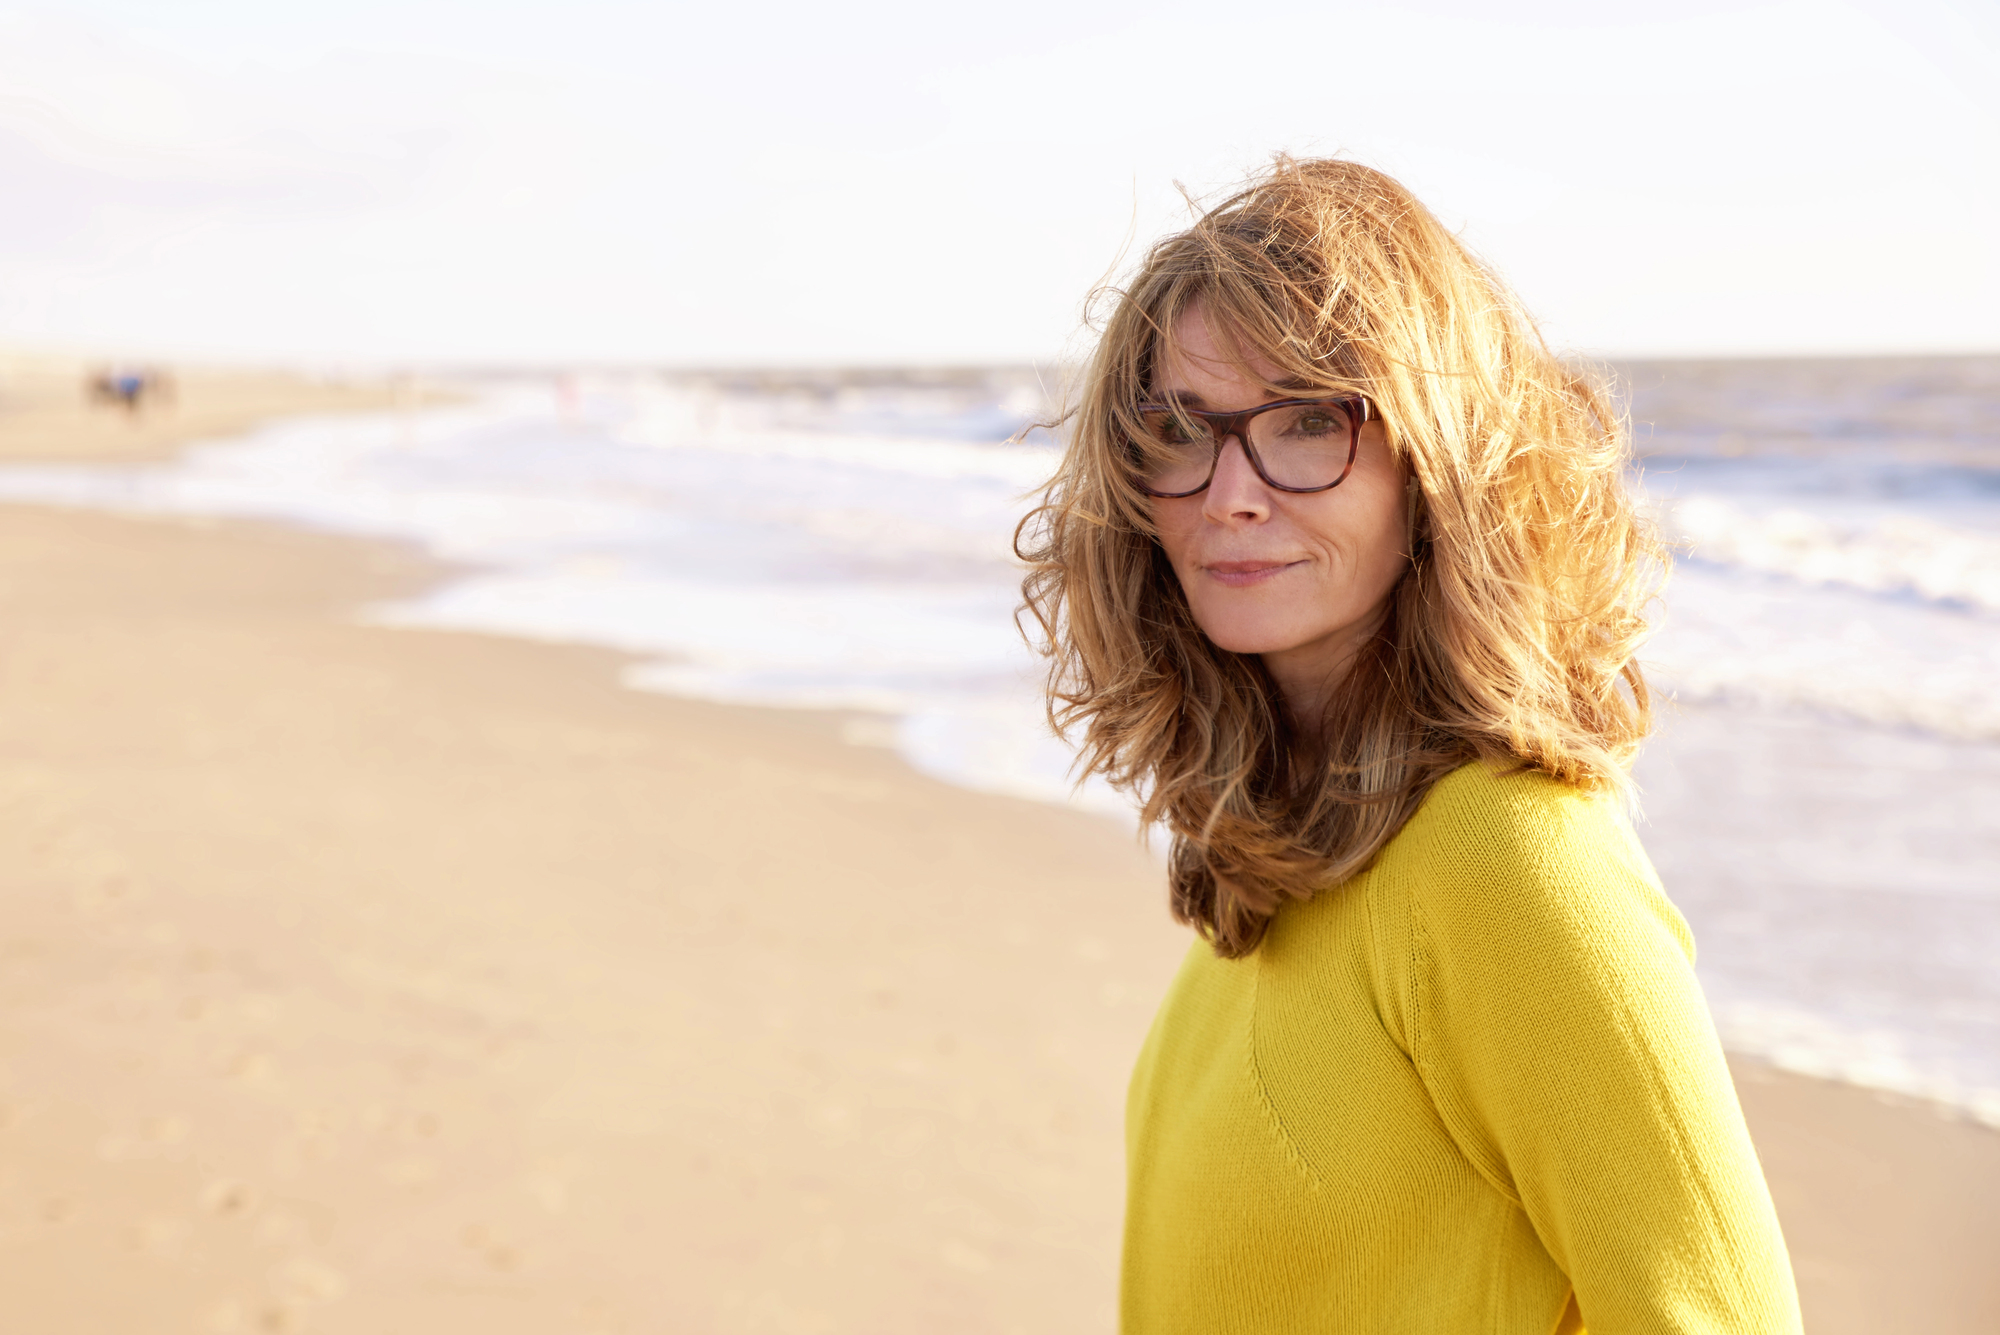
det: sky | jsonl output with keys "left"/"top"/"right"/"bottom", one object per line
{"left": 0, "top": 0, "right": 1995, "bottom": 366}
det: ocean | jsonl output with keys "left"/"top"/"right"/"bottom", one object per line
{"left": 1622, "top": 356, "right": 2000, "bottom": 1123}
{"left": 2, "top": 355, "right": 1995, "bottom": 1121}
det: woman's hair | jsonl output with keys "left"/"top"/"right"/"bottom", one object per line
{"left": 1017, "top": 156, "right": 1662, "bottom": 958}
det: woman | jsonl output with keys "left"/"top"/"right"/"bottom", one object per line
{"left": 1019, "top": 159, "right": 1801, "bottom": 1333}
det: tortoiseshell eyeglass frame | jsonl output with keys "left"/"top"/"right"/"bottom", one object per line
{"left": 1132, "top": 395, "right": 1373, "bottom": 498}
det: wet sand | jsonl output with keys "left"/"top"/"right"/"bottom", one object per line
{"left": 1732, "top": 1060, "right": 2000, "bottom": 1332}
{"left": 0, "top": 383, "right": 1995, "bottom": 1332}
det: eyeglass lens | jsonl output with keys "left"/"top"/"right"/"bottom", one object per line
{"left": 1137, "top": 401, "right": 1357, "bottom": 495}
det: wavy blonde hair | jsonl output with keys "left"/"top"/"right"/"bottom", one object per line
{"left": 1017, "top": 157, "right": 1662, "bottom": 957}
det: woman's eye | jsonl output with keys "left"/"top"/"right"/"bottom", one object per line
{"left": 1296, "top": 413, "right": 1337, "bottom": 434}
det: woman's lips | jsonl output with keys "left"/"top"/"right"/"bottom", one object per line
{"left": 1203, "top": 559, "right": 1303, "bottom": 588}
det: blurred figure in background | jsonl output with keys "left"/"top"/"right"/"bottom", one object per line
{"left": 85, "top": 365, "right": 174, "bottom": 414}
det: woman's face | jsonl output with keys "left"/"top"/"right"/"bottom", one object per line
{"left": 1149, "top": 306, "right": 1410, "bottom": 716}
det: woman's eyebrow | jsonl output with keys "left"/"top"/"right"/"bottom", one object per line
{"left": 1154, "top": 385, "right": 1324, "bottom": 408}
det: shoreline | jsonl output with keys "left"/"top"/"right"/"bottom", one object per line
{"left": 0, "top": 378, "right": 1995, "bottom": 1330}
{"left": 8, "top": 374, "right": 1991, "bottom": 1130}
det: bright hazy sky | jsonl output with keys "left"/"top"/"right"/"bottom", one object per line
{"left": 1, "top": 0, "right": 1995, "bottom": 365}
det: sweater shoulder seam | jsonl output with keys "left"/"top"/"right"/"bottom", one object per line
{"left": 1245, "top": 949, "right": 1330, "bottom": 1194}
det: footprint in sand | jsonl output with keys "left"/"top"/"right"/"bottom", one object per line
{"left": 205, "top": 1297, "right": 302, "bottom": 1334}
{"left": 200, "top": 1178, "right": 258, "bottom": 1219}
{"left": 203, "top": 1257, "right": 346, "bottom": 1332}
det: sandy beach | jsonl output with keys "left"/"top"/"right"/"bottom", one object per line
{"left": 0, "top": 353, "right": 417, "bottom": 464}
{"left": 0, "top": 379, "right": 1996, "bottom": 1333}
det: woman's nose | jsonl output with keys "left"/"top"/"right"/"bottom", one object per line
{"left": 1202, "top": 435, "right": 1271, "bottom": 521}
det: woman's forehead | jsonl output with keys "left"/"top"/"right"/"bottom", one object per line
{"left": 1153, "top": 306, "right": 1291, "bottom": 394}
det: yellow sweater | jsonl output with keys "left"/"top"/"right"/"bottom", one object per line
{"left": 1122, "top": 763, "right": 1801, "bottom": 1334}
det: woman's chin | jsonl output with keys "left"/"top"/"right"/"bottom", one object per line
{"left": 1195, "top": 621, "right": 1313, "bottom": 658}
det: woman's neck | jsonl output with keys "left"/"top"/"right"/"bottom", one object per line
{"left": 1261, "top": 604, "right": 1390, "bottom": 735}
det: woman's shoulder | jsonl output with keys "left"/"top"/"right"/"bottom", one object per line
{"left": 1366, "top": 760, "right": 1689, "bottom": 964}
{"left": 1406, "top": 758, "right": 1621, "bottom": 848}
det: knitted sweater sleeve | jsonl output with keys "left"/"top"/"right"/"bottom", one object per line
{"left": 1395, "top": 769, "right": 1802, "bottom": 1335}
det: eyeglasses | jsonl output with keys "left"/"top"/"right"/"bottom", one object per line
{"left": 1131, "top": 396, "right": 1371, "bottom": 498}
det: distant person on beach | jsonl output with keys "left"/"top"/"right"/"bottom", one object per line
{"left": 1020, "top": 158, "right": 1802, "bottom": 1332}
{"left": 86, "top": 365, "right": 170, "bottom": 413}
